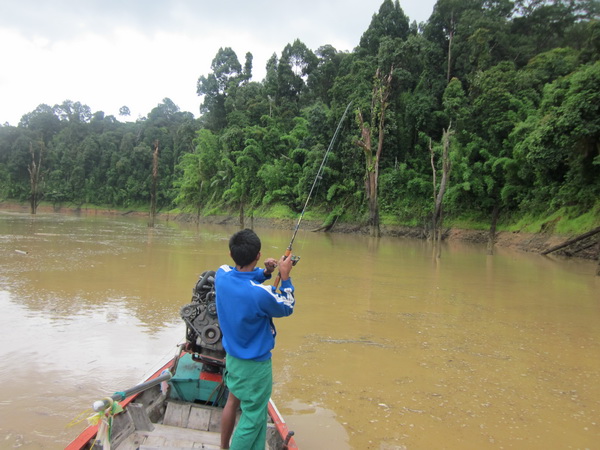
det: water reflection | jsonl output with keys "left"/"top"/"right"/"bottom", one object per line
{"left": 0, "top": 211, "right": 598, "bottom": 449}
{"left": 282, "top": 400, "right": 350, "bottom": 449}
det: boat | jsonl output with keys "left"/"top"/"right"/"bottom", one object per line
{"left": 66, "top": 270, "right": 298, "bottom": 449}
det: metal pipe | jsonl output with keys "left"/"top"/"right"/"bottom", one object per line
{"left": 92, "top": 369, "right": 172, "bottom": 412}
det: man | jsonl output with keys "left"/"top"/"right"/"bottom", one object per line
{"left": 215, "top": 228, "right": 295, "bottom": 450}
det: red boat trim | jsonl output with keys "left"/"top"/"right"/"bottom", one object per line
{"left": 65, "top": 358, "right": 176, "bottom": 450}
{"left": 268, "top": 399, "right": 299, "bottom": 449}
{"left": 199, "top": 371, "right": 222, "bottom": 382}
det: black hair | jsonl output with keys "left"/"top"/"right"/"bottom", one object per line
{"left": 229, "top": 228, "right": 261, "bottom": 267}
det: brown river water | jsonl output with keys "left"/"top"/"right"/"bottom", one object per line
{"left": 0, "top": 211, "right": 598, "bottom": 449}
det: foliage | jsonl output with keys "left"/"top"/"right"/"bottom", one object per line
{"left": 0, "top": 0, "right": 598, "bottom": 233}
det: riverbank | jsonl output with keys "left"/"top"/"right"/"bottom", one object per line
{"left": 1, "top": 202, "right": 598, "bottom": 260}
{"left": 188, "top": 213, "right": 598, "bottom": 260}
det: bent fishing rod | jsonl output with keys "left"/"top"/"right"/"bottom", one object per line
{"left": 274, "top": 101, "right": 353, "bottom": 287}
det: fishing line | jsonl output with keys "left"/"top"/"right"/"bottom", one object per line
{"left": 296, "top": 150, "right": 331, "bottom": 253}
{"left": 274, "top": 101, "right": 353, "bottom": 286}
{"left": 288, "top": 101, "right": 353, "bottom": 249}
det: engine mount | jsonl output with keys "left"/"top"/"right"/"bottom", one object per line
{"left": 180, "top": 270, "right": 225, "bottom": 371}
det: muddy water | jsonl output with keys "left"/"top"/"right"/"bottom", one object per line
{"left": 0, "top": 211, "right": 598, "bottom": 449}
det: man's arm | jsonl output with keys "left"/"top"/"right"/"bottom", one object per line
{"left": 276, "top": 253, "right": 293, "bottom": 281}
{"left": 262, "top": 258, "right": 278, "bottom": 279}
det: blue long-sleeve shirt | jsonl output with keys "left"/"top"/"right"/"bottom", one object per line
{"left": 215, "top": 265, "right": 295, "bottom": 361}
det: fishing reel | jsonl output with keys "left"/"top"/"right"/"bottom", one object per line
{"left": 290, "top": 255, "right": 300, "bottom": 266}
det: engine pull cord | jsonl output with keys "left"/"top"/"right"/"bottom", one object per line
{"left": 274, "top": 101, "right": 353, "bottom": 287}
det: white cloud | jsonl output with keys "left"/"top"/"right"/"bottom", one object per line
{"left": 0, "top": 0, "right": 437, "bottom": 125}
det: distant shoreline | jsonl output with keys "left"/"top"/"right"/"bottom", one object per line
{"left": 1, "top": 202, "right": 596, "bottom": 261}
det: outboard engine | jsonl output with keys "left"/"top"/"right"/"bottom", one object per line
{"left": 180, "top": 270, "right": 225, "bottom": 372}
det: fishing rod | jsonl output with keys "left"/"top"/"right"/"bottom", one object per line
{"left": 274, "top": 101, "right": 353, "bottom": 287}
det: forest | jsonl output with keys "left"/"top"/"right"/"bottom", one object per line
{"left": 0, "top": 0, "right": 598, "bottom": 238}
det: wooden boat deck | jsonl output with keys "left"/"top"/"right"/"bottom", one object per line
{"left": 120, "top": 423, "right": 221, "bottom": 449}
{"left": 115, "top": 399, "right": 280, "bottom": 450}
{"left": 115, "top": 400, "right": 223, "bottom": 449}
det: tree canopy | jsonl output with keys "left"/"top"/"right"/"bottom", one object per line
{"left": 1, "top": 0, "right": 598, "bottom": 230}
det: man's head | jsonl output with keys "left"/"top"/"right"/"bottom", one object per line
{"left": 229, "top": 228, "right": 261, "bottom": 268}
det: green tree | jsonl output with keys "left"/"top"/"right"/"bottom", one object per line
{"left": 223, "top": 137, "right": 264, "bottom": 226}
{"left": 425, "top": 0, "right": 513, "bottom": 84}
{"left": 174, "top": 129, "right": 220, "bottom": 212}
{"left": 358, "top": 0, "right": 410, "bottom": 57}
{"left": 511, "top": 0, "right": 591, "bottom": 62}
{"left": 197, "top": 48, "right": 245, "bottom": 130}
{"left": 450, "top": 62, "right": 528, "bottom": 225}
{"left": 513, "top": 61, "right": 600, "bottom": 211}
{"left": 306, "top": 45, "right": 347, "bottom": 105}
{"left": 258, "top": 116, "right": 309, "bottom": 207}
{"left": 119, "top": 106, "right": 131, "bottom": 118}
{"left": 18, "top": 104, "right": 62, "bottom": 145}
{"left": 277, "top": 39, "right": 319, "bottom": 112}
{"left": 56, "top": 100, "right": 92, "bottom": 123}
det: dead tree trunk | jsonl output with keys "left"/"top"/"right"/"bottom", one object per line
{"left": 28, "top": 142, "right": 44, "bottom": 214}
{"left": 541, "top": 227, "right": 600, "bottom": 255}
{"left": 447, "top": 13, "right": 455, "bottom": 82}
{"left": 239, "top": 201, "right": 245, "bottom": 229}
{"left": 149, "top": 140, "right": 159, "bottom": 227}
{"left": 596, "top": 240, "right": 600, "bottom": 277}
{"left": 356, "top": 67, "right": 393, "bottom": 238}
{"left": 429, "top": 138, "right": 437, "bottom": 242}
{"left": 487, "top": 204, "right": 500, "bottom": 255}
{"left": 430, "top": 125, "right": 453, "bottom": 257}
{"left": 435, "top": 125, "right": 452, "bottom": 223}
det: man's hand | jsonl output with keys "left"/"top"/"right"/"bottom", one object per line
{"left": 277, "top": 253, "right": 294, "bottom": 281}
{"left": 264, "top": 258, "right": 278, "bottom": 275}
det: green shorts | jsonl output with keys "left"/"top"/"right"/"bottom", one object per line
{"left": 224, "top": 355, "right": 273, "bottom": 450}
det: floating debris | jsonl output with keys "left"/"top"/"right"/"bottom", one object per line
{"left": 320, "top": 338, "right": 387, "bottom": 347}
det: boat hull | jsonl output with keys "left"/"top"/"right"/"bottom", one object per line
{"left": 66, "top": 352, "right": 297, "bottom": 449}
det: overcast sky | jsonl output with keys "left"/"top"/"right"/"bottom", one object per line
{"left": 0, "top": 0, "right": 437, "bottom": 125}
